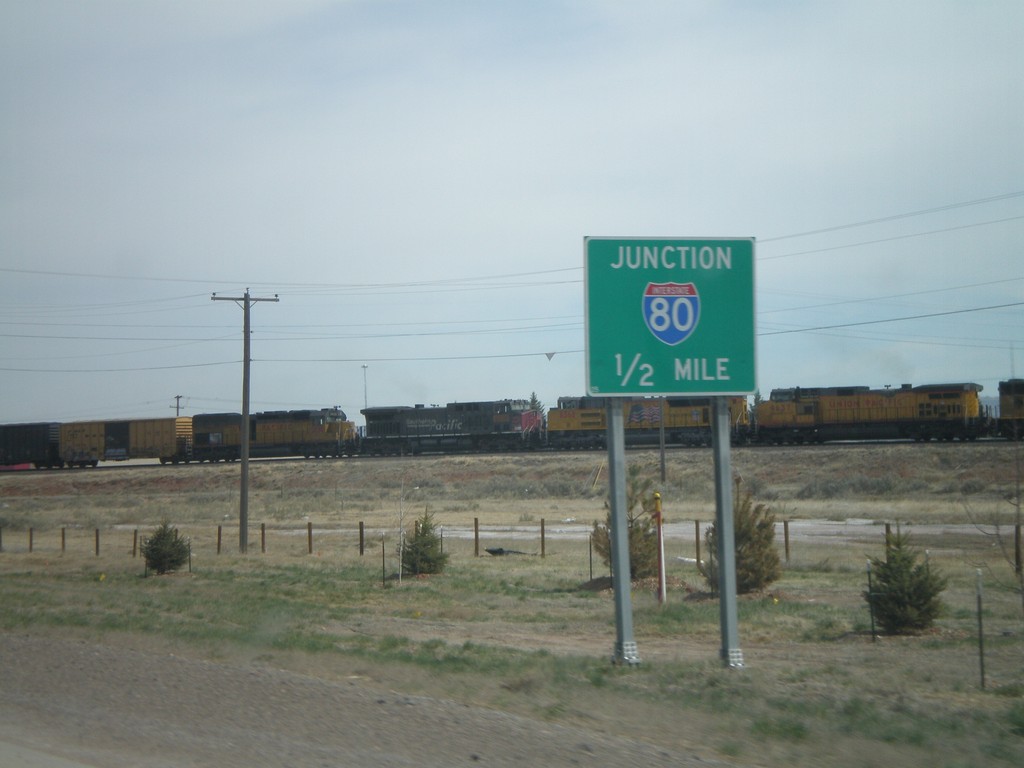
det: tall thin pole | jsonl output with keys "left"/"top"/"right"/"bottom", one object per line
{"left": 212, "top": 289, "right": 279, "bottom": 553}
{"left": 712, "top": 396, "right": 743, "bottom": 667}
{"left": 240, "top": 294, "right": 251, "bottom": 552}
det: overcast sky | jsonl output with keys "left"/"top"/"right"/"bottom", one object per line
{"left": 2, "top": 1, "right": 1022, "bottom": 425}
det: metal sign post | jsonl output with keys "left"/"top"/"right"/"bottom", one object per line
{"left": 607, "top": 401, "right": 640, "bottom": 665}
{"left": 654, "top": 491, "right": 666, "bottom": 606}
{"left": 712, "top": 397, "right": 743, "bottom": 667}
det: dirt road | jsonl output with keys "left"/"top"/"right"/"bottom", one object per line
{"left": 0, "top": 633, "right": 727, "bottom": 768}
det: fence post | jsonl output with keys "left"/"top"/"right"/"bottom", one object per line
{"left": 359, "top": 521, "right": 365, "bottom": 556}
{"left": 61, "top": 527, "right": 66, "bottom": 555}
{"left": 307, "top": 521, "right": 313, "bottom": 555}
{"left": 261, "top": 523, "right": 266, "bottom": 554}
{"left": 694, "top": 520, "right": 701, "bottom": 566}
{"left": 133, "top": 529, "right": 138, "bottom": 558}
{"left": 95, "top": 528, "right": 100, "bottom": 557}
{"left": 474, "top": 517, "right": 480, "bottom": 557}
{"left": 784, "top": 520, "right": 790, "bottom": 563}
{"left": 1015, "top": 524, "right": 1021, "bottom": 576}
{"left": 540, "top": 518, "right": 546, "bottom": 558}
{"left": 976, "top": 569, "right": 986, "bottom": 689}
{"left": 217, "top": 525, "right": 222, "bottom": 555}
{"left": 866, "top": 559, "right": 877, "bottom": 642}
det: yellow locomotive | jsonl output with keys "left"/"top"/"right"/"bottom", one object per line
{"left": 547, "top": 395, "right": 749, "bottom": 449}
{"left": 998, "top": 379, "right": 1024, "bottom": 440}
{"left": 754, "top": 383, "right": 987, "bottom": 443}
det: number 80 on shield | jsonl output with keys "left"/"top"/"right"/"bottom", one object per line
{"left": 642, "top": 282, "right": 701, "bottom": 347}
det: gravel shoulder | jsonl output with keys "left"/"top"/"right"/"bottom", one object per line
{"left": 0, "top": 633, "right": 726, "bottom": 768}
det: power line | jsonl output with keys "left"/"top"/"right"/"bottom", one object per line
{"left": 759, "top": 301, "right": 1024, "bottom": 336}
{"left": 3, "top": 294, "right": 1018, "bottom": 372}
{"left": 759, "top": 215, "right": 1024, "bottom": 262}
{"left": 758, "top": 190, "right": 1024, "bottom": 242}
{"left": 2, "top": 190, "right": 1021, "bottom": 289}
{"left": 263, "top": 350, "right": 583, "bottom": 363}
{"left": 760, "top": 277, "right": 1024, "bottom": 315}
{"left": 0, "top": 361, "right": 237, "bottom": 373}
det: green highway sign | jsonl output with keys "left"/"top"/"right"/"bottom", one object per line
{"left": 585, "top": 237, "right": 756, "bottom": 396}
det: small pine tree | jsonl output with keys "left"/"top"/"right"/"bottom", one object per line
{"left": 401, "top": 510, "right": 448, "bottom": 576}
{"left": 592, "top": 464, "right": 660, "bottom": 580}
{"left": 699, "top": 480, "right": 781, "bottom": 594}
{"left": 865, "top": 528, "right": 947, "bottom": 634}
{"left": 141, "top": 522, "right": 190, "bottom": 575}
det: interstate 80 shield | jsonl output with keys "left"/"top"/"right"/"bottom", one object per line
{"left": 642, "top": 282, "right": 699, "bottom": 346}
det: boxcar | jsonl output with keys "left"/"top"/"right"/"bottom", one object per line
{"left": 0, "top": 422, "right": 62, "bottom": 468}
{"left": 60, "top": 421, "right": 105, "bottom": 467}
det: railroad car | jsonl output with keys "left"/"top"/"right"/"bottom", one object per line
{"left": 251, "top": 408, "right": 357, "bottom": 458}
{"left": 546, "top": 396, "right": 749, "bottom": 449}
{"left": 754, "top": 382, "right": 988, "bottom": 443}
{"left": 361, "top": 399, "right": 543, "bottom": 455}
{"left": 998, "top": 379, "right": 1024, "bottom": 440}
{"left": 58, "top": 417, "right": 194, "bottom": 466}
{"left": 192, "top": 408, "right": 355, "bottom": 461}
{"left": 60, "top": 421, "right": 105, "bottom": 467}
{"left": 0, "top": 422, "right": 62, "bottom": 468}
{"left": 190, "top": 413, "right": 243, "bottom": 462}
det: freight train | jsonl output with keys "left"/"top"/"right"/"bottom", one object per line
{"left": 0, "top": 408, "right": 357, "bottom": 468}
{"left": 1, "top": 380, "right": 1022, "bottom": 469}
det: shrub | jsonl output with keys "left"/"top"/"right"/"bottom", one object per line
{"left": 699, "top": 480, "right": 781, "bottom": 594}
{"left": 141, "top": 522, "right": 190, "bottom": 575}
{"left": 401, "top": 510, "right": 449, "bottom": 576}
{"left": 864, "top": 528, "right": 947, "bottom": 634}
{"left": 592, "top": 464, "right": 659, "bottom": 580}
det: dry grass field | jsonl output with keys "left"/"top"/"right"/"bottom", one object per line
{"left": 1, "top": 442, "right": 1023, "bottom": 767}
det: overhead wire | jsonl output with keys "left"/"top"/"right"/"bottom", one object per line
{"left": 0, "top": 191, "right": 1020, "bottom": 373}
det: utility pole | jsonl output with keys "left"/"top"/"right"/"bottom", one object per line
{"left": 171, "top": 395, "right": 183, "bottom": 416}
{"left": 211, "top": 289, "right": 279, "bottom": 553}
